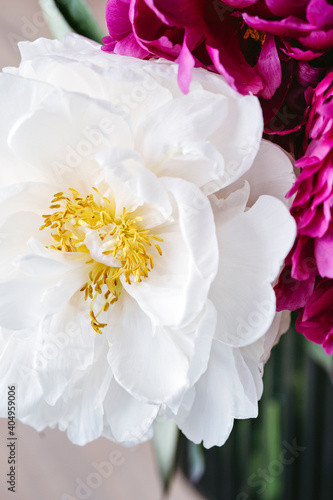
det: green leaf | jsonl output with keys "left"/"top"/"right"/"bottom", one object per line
{"left": 187, "top": 442, "right": 205, "bottom": 483}
{"left": 39, "top": 0, "right": 74, "bottom": 40}
{"left": 153, "top": 419, "right": 179, "bottom": 492}
{"left": 54, "top": 0, "right": 105, "bottom": 43}
{"left": 264, "top": 400, "right": 282, "bottom": 500}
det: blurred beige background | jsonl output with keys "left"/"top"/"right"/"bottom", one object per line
{"left": 0, "top": 1, "right": 205, "bottom": 499}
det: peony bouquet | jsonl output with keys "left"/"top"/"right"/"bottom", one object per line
{"left": 0, "top": 0, "right": 332, "bottom": 497}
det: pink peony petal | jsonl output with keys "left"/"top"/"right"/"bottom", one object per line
{"left": 306, "top": 0, "right": 333, "bottom": 29}
{"left": 315, "top": 225, "right": 333, "bottom": 278}
{"left": 175, "top": 34, "right": 196, "bottom": 94}
{"left": 243, "top": 13, "right": 313, "bottom": 37}
{"left": 255, "top": 34, "right": 282, "bottom": 99}
{"left": 266, "top": 0, "right": 308, "bottom": 18}
{"left": 106, "top": 0, "right": 132, "bottom": 38}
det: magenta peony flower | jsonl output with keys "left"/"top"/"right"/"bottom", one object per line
{"left": 296, "top": 278, "right": 333, "bottom": 355}
{"left": 275, "top": 71, "right": 333, "bottom": 353}
{"left": 102, "top": 0, "right": 333, "bottom": 132}
{"left": 288, "top": 71, "right": 333, "bottom": 282}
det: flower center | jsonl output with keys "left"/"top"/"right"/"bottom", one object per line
{"left": 40, "top": 188, "right": 163, "bottom": 334}
{"left": 243, "top": 27, "right": 266, "bottom": 45}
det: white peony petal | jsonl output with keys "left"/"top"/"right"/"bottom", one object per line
{"left": 64, "top": 337, "right": 113, "bottom": 445}
{"left": 207, "top": 93, "right": 263, "bottom": 190}
{"left": 0, "top": 182, "right": 57, "bottom": 220}
{"left": 41, "top": 266, "right": 87, "bottom": 312}
{"left": 135, "top": 90, "right": 228, "bottom": 185}
{"left": 8, "top": 88, "right": 132, "bottom": 186}
{"left": 107, "top": 294, "right": 192, "bottom": 404}
{"left": 104, "top": 378, "right": 159, "bottom": 443}
{"left": 12, "top": 36, "right": 173, "bottom": 125}
{"left": 14, "top": 254, "right": 77, "bottom": 276}
{"left": 26, "top": 237, "right": 88, "bottom": 267}
{"left": 15, "top": 35, "right": 101, "bottom": 62}
{"left": 13, "top": 46, "right": 110, "bottom": 99}
{"left": 161, "top": 177, "right": 218, "bottom": 279}
{"left": 175, "top": 340, "right": 258, "bottom": 449}
{"left": 0, "top": 264, "right": 87, "bottom": 330}
{"left": 0, "top": 74, "right": 56, "bottom": 185}
{"left": 156, "top": 142, "right": 225, "bottom": 196}
{"left": 122, "top": 177, "right": 218, "bottom": 327}
{"left": 0, "top": 276, "right": 53, "bottom": 330}
{"left": 34, "top": 307, "right": 95, "bottom": 406}
{"left": 107, "top": 294, "right": 216, "bottom": 407}
{"left": 209, "top": 181, "right": 250, "bottom": 226}
{"left": 185, "top": 300, "right": 217, "bottom": 389}
{"left": 0, "top": 328, "right": 45, "bottom": 416}
{"left": 121, "top": 228, "right": 192, "bottom": 326}
{"left": 239, "top": 310, "right": 290, "bottom": 400}
{"left": 218, "top": 139, "right": 296, "bottom": 207}
{"left": 95, "top": 148, "right": 172, "bottom": 220}
{"left": 211, "top": 196, "right": 296, "bottom": 346}
{"left": 0, "top": 212, "right": 46, "bottom": 276}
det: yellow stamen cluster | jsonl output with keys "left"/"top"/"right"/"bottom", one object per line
{"left": 40, "top": 188, "right": 163, "bottom": 334}
{"left": 243, "top": 27, "right": 266, "bottom": 45}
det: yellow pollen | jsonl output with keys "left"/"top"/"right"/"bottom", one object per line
{"left": 40, "top": 188, "right": 163, "bottom": 334}
{"left": 243, "top": 27, "right": 266, "bottom": 45}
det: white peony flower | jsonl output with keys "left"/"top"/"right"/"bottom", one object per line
{"left": 0, "top": 34, "right": 296, "bottom": 447}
